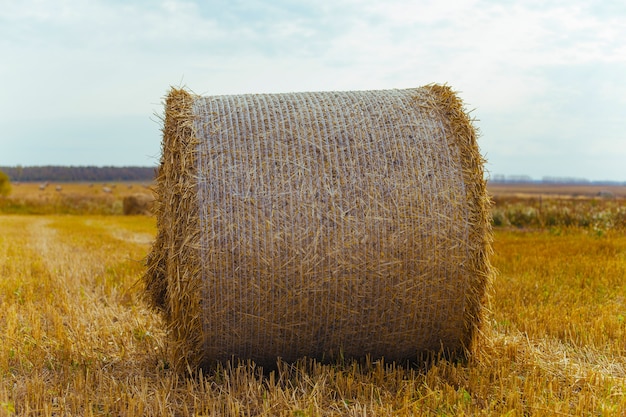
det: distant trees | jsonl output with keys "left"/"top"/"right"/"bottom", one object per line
{"left": 0, "top": 166, "right": 156, "bottom": 183}
{"left": 0, "top": 170, "right": 11, "bottom": 196}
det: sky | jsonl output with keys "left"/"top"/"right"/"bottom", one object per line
{"left": 1, "top": 0, "right": 625, "bottom": 181}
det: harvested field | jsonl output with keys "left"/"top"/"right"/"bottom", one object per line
{"left": 488, "top": 182, "right": 626, "bottom": 200}
{"left": 0, "top": 182, "right": 153, "bottom": 215}
{"left": 1, "top": 213, "right": 624, "bottom": 415}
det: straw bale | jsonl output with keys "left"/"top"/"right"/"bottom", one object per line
{"left": 145, "top": 84, "right": 493, "bottom": 372}
{"left": 123, "top": 193, "right": 154, "bottom": 215}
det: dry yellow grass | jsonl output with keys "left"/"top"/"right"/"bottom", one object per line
{"left": 1, "top": 211, "right": 625, "bottom": 415}
{"left": 2, "top": 182, "right": 153, "bottom": 215}
{"left": 8, "top": 182, "right": 151, "bottom": 198}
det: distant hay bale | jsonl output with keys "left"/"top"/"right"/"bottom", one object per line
{"left": 123, "top": 194, "right": 154, "bottom": 215}
{"left": 145, "top": 85, "right": 493, "bottom": 372}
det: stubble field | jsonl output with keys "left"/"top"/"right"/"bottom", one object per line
{"left": 1, "top": 183, "right": 625, "bottom": 416}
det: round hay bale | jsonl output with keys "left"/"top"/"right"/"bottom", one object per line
{"left": 145, "top": 85, "right": 493, "bottom": 371}
{"left": 123, "top": 193, "right": 154, "bottom": 215}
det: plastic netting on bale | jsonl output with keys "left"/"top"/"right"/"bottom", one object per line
{"left": 145, "top": 84, "right": 493, "bottom": 372}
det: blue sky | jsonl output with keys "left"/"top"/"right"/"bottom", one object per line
{"left": 1, "top": 0, "right": 625, "bottom": 181}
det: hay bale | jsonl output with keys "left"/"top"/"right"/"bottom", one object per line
{"left": 145, "top": 85, "right": 493, "bottom": 371}
{"left": 123, "top": 193, "right": 154, "bottom": 215}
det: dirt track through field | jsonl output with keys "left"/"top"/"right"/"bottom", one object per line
{"left": 1, "top": 216, "right": 166, "bottom": 415}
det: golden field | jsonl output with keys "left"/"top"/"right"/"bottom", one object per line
{"left": 1, "top": 182, "right": 152, "bottom": 215}
{"left": 1, "top": 183, "right": 625, "bottom": 416}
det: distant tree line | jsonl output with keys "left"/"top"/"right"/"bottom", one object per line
{"left": 490, "top": 174, "right": 625, "bottom": 186}
{"left": 0, "top": 166, "right": 156, "bottom": 183}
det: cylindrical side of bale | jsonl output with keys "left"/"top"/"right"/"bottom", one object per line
{"left": 145, "top": 85, "right": 493, "bottom": 371}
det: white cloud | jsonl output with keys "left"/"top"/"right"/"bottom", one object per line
{"left": 0, "top": 0, "right": 625, "bottom": 179}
